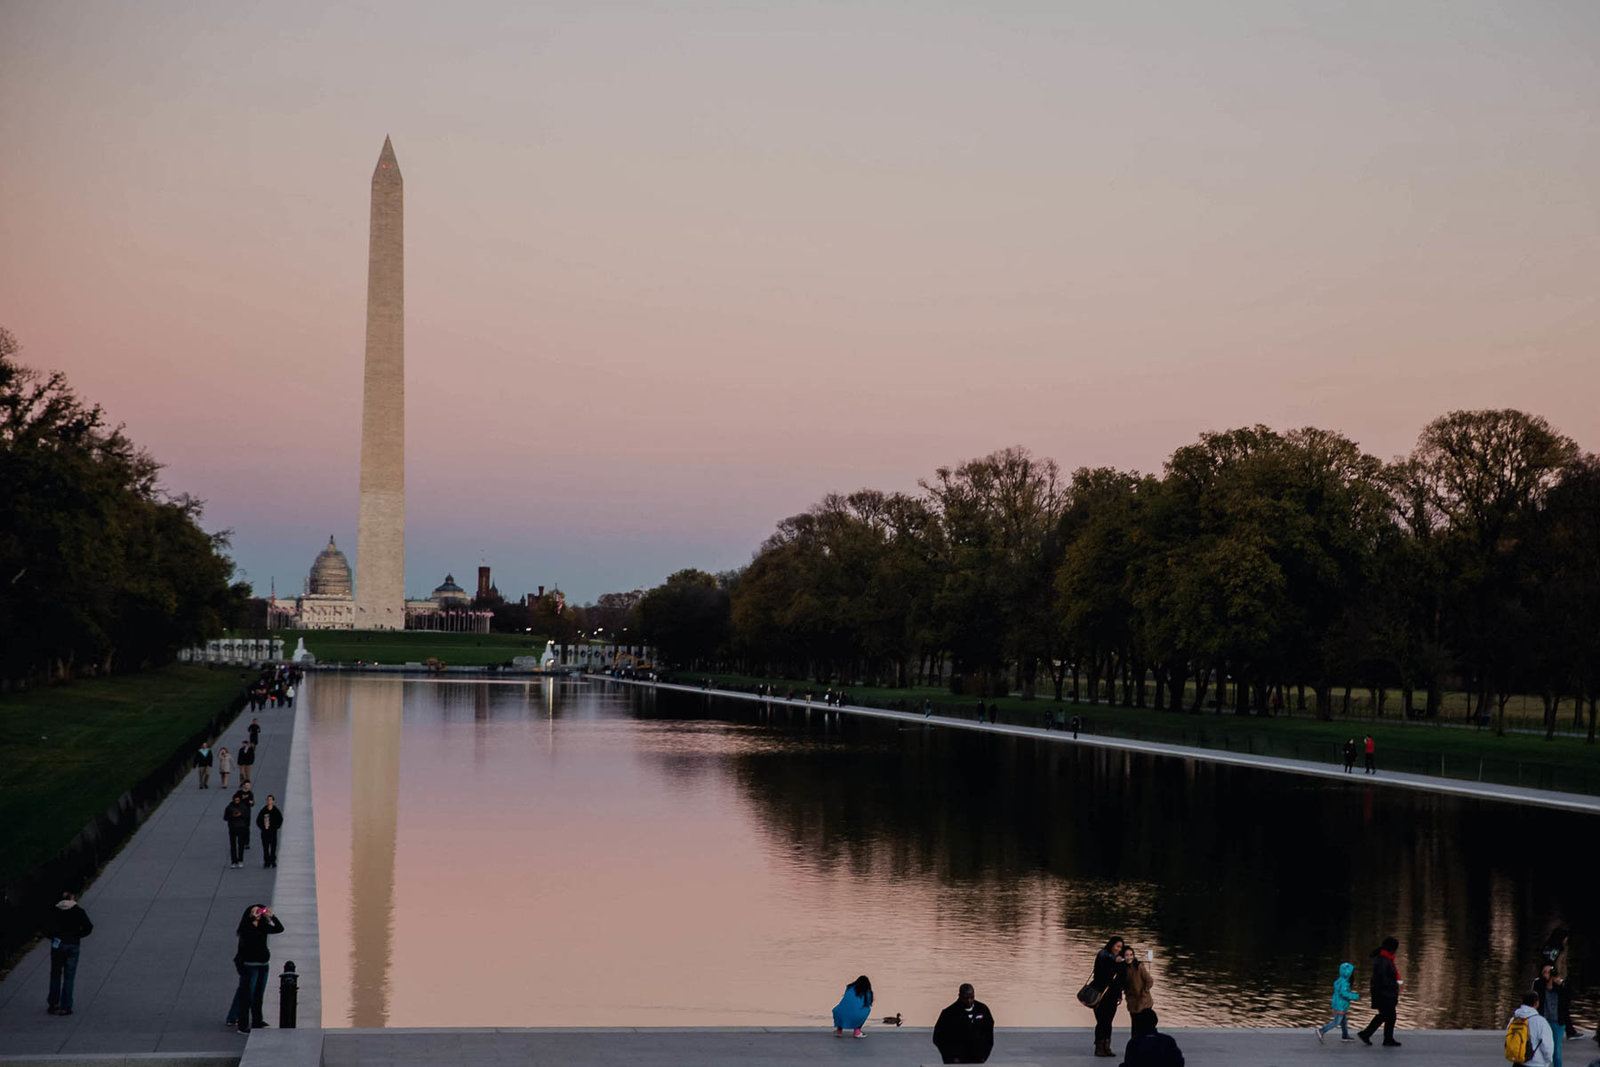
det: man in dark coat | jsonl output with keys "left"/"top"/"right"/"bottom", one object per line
{"left": 1357, "top": 936, "right": 1402, "bottom": 1046}
{"left": 236, "top": 740, "right": 255, "bottom": 786}
{"left": 223, "top": 794, "right": 250, "bottom": 868}
{"left": 1121, "top": 1008, "right": 1184, "bottom": 1066}
{"left": 44, "top": 891, "right": 93, "bottom": 1015}
{"left": 255, "top": 795, "right": 284, "bottom": 869}
{"left": 195, "top": 742, "right": 213, "bottom": 789}
{"left": 933, "top": 983, "right": 995, "bottom": 1063}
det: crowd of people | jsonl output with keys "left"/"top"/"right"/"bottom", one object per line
{"left": 821, "top": 926, "right": 1591, "bottom": 1066}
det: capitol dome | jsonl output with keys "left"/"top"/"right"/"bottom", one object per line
{"left": 308, "top": 536, "right": 353, "bottom": 597}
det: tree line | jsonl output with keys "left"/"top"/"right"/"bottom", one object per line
{"left": 628, "top": 410, "right": 1600, "bottom": 741}
{"left": 0, "top": 328, "right": 244, "bottom": 686}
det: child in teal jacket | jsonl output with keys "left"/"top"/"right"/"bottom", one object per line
{"left": 1315, "top": 962, "right": 1360, "bottom": 1042}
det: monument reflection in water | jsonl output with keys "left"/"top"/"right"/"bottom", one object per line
{"left": 308, "top": 676, "right": 1597, "bottom": 1029}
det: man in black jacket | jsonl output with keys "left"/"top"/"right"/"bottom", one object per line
{"left": 224, "top": 794, "right": 250, "bottom": 868}
{"left": 44, "top": 891, "right": 93, "bottom": 1015}
{"left": 933, "top": 983, "right": 995, "bottom": 1063}
{"left": 256, "top": 795, "right": 284, "bottom": 868}
{"left": 1122, "top": 1008, "right": 1184, "bottom": 1066}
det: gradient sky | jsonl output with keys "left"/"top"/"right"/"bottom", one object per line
{"left": 3, "top": 1, "right": 1597, "bottom": 602}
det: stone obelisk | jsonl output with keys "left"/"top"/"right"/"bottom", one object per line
{"left": 355, "top": 137, "right": 405, "bottom": 629}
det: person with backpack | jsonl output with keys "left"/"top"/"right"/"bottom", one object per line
{"left": 1356, "top": 936, "right": 1403, "bottom": 1046}
{"left": 1509, "top": 990, "right": 1555, "bottom": 1066}
{"left": 1314, "top": 961, "right": 1360, "bottom": 1042}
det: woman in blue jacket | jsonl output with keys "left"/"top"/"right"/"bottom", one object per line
{"left": 832, "top": 975, "right": 874, "bottom": 1038}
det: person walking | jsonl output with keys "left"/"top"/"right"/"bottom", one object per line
{"left": 932, "top": 983, "right": 995, "bottom": 1064}
{"left": 256, "top": 795, "right": 283, "bottom": 869}
{"left": 1088, "top": 935, "right": 1129, "bottom": 1057}
{"left": 284, "top": 683, "right": 295, "bottom": 708}
{"left": 1314, "top": 961, "right": 1360, "bottom": 1042}
{"left": 238, "top": 783, "right": 254, "bottom": 850}
{"left": 1121, "top": 1008, "right": 1185, "bottom": 1066}
{"left": 223, "top": 793, "right": 250, "bottom": 868}
{"left": 236, "top": 741, "right": 255, "bottom": 787}
{"left": 1509, "top": 990, "right": 1556, "bottom": 1066}
{"left": 1343, "top": 738, "right": 1357, "bottom": 773}
{"left": 44, "top": 891, "right": 93, "bottom": 1016}
{"left": 831, "top": 975, "right": 873, "bottom": 1038}
{"left": 226, "top": 904, "right": 283, "bottom": 1035}
{"left": 1123, "top": 946, "right": 1155, "bottom": 1020}
{"left": 1363, "top": 735, "right": 1377, "bottom": 775}
{"left": 217, "top": 747, "right": 233, "bottom": 788}
{"left": 1357, "top": 937, "right": 1403, "bottom": 1046}
{"left": 195, "top": 742, "right": 213, "bottom": 789}
{"left": 247, "top": 718, "right": 261, "bottom": 746}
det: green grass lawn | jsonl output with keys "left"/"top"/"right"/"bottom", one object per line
{"left": 284, "top": 629, "right": 548, "bottom": 666}
{"left": 695, "top": 672, "right": 1600, "bottom": 796}
{"left": 0, "top": 664, "right": 246, "bottom": 888}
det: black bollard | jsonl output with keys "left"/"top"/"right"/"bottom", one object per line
{"left": 278, "top": 960, "right": 298, "bottom": 1028}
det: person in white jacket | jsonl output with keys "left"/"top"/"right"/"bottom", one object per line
{"left": 1511, "top": 991, "right": 1555, "bottom": 1067}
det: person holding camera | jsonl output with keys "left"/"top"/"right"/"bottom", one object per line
{"left": 1083, "top": 936, "right": 1128, "bottom": 1057}
{"left": 226, "top": 904, "right": 284, "bottom": 1035}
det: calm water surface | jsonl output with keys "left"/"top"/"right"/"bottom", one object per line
{"left": 307, "top": 675, "right": 1597, "bottom": 1029}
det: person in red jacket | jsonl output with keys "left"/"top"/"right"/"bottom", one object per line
{"left": 1363, "top": 735, "right": 1376, "bottom": 775}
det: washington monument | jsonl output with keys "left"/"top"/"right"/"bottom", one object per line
{"left": 355, "top": 136, "right": 405, "bottom": 627}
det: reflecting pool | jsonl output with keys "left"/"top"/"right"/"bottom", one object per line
{"left": 308, "top": 675, "right": 1597, "bottom": 1028}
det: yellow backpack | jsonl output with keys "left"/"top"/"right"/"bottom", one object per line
{"left": 1504, "top": 1015, "right": 1530, "bottom": 1063}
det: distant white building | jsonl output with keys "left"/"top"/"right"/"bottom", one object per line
{"left": 269, "top": 537, "right": 356, "bottom": 630}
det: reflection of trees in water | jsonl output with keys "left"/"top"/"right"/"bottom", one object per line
{"left": 694, "top": 695, "right": 1597, "bottom": 1027}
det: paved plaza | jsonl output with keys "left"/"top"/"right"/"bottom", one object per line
{"left": 0, "top": 684, "right": 317, "bottom": 1058}
{"left": 314, "top": 1025, "right": 1513, "bottom": 1066}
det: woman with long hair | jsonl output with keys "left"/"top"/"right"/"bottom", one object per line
{"left": 1088, "top": 936, "right": 1128, "bottom": 1057}
{"left": 832, "top": 975, "right": 874, "bottom": 1038}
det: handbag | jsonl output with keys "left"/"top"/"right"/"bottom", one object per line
{"left": 1076, "top": 981, "right": 1104, "bottom": 1008}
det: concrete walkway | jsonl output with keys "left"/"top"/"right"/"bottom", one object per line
{"left": 317, "top": 1025, "right": 1514, "bottom": 1066}
{"left": 606, "top": 677, "right": 1600, "bottom": 815}
{"left": 0, "top": 680, "right": 319, "bottom": 1059}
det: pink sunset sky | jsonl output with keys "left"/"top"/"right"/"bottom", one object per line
{"left": 3, "top": 1, "right": 1597, "bottom": 602}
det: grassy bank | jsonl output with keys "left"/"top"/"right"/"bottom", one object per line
{"left": 285, "top": 630, "right": 547, "bottom": 666}
{"left": 692, "top": 672, "right": 1600, "bottom": 796}
{"left": 0, "top": 664, "right": 246, "bottom": 888}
